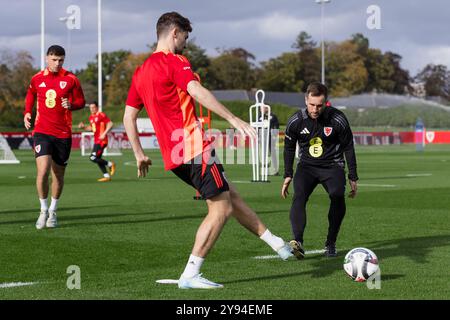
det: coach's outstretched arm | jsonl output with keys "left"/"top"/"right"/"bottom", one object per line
{"left": 187, "top": 80, "right": 256, "bottom": 141}
{"left": 124, "top": 105, "right": 152, "bottom": 178}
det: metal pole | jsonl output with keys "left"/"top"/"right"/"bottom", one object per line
{"left": 41, "top": 0, "right": 45, "bottom": 70}
{"left": 316, "top": 0, "right": 330, "bottom": 84}
{"left": 98, "top": 0, "right": 102, "bottom": 111}
{"left": 321, "top": 1, "right": 325, "bottom": 84}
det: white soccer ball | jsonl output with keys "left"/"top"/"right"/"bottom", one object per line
{"left": 343, "top": 247, "right": 379, "bottom": 282}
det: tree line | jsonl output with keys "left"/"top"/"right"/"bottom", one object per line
{"left": 1, "top": 32, "right": 449, "bottom": 128}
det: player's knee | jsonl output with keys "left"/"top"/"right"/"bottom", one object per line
{"left": 221, "top": 203, "right": 233, "bottom": 220}
{"left": 89, "top": 154, "right": 98, "bottom": 163}
{"left": 329, "top": 191, "right": 345, "bottom": 200}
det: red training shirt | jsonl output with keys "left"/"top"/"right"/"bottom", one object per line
{"left": 25, "top": 68, "right": 85, "bottom": 139}
{"left": 89, "top": 112, "right": 111, "bottom": 146}
{"left": 126, "top": 52, "right": 210, "bottom": 170}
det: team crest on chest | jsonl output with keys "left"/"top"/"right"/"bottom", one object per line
{"left": 60, "top": 81, "right": 67, "bottom": 89}
{"left": 324, "top": 127, "right": 333, "bottom": 137}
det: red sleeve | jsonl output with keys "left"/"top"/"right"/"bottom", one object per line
{"left": 126, "top": 70, "right": 144, "bottom": 109}
{"left": 101, "top": 112, "right": 111, "bottom": 123}
{"left": 24, "top": 80, "right": 36, "bottom": 115}
{"left": 69, "top": 75, "right": 86, "bottom": 110}
{"left": 168, "top": 54, "right": 197, "bottom": 92}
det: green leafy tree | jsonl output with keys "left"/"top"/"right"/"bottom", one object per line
{"left": 326, "top": 41, "right": 368, "bottom": 96}
{"left": 257, "top": 52, "right": 304, "bottom": 92}
{"left": 106, "top": 53, "right": 149, "bottom": 107}
{"left": 292, "top": 31, "right": 321, "bottom": 91}
{"left": 415, "top": 64, "right": 450, "bottom": 99}
{"left": 0, "top": 49, "right": 37, "bottom": 127}
{"left": 76, "top": 50, "right": 131, "bottom": 103}
{"left": 208, "top": 48, "right": 257, "bottom": 90}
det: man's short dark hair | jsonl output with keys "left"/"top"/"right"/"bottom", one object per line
{"left": 47, "top": 45, "right": 66, "bottom": 56}
{"left": 306, "top": 82, "right": 328, "bottom": 100}
{"left": 90, "top": 101, "right": 98, "bottom": 107}
{"left": 156, "top": 12, "right": 192, "bottom": 39}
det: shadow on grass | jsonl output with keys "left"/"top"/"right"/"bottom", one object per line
{"left": 363, "top": 175, "right": 430, "bottom": 181}
{"left": 0, "top": 209, "right": 161, "bottom": 226}
{"left": 225, "top": 234, "right": 450, "bottom": 284}
{"left": 61, "top": 213, "right": 205, "bottom": 228}
{"left": 0, "top": 205, "right": 112, "bottom": 215}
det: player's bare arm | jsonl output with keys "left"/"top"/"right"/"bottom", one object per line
{"left": 99, "top": 121, "right": 113, "bottom": 141}
{"left": 187, "top": 80, "right": 256, "bottom": 141}
{"left": 124, "top": 105, "right": 152, "bottom": 177}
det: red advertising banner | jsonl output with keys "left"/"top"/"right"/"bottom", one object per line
{"left": 3, "top": 131, "right": 450, "bottom": 149}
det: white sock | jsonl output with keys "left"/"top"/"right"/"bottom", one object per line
{"left": 49, "top": 198, "right": 59, "bottom": 213}
{"left": 39, "top": 198, "right": 48, "bottom": 212}
{"left": 260, "top": 229, "right": 285, "bottom": 252}
{"left": 103, "top": 173, "right": 110, "bottom": 178}
{"left": 107, "top": 162, "right": 112, "bottom": 167}
{"left": 181, "top": 254, "right": 204, "bottom": 278}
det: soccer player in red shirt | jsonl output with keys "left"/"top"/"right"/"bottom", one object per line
{"left": 24, "top": 45, "right": 85, "bottom": 229}
{"left": 124, "top": 12, "right": 293, "bottom": 289}
{"left": 78, "top": 102, "right": 116, "bottom": 182}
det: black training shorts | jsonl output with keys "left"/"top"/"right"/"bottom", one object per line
{"left": 91, "top": 143, "right": 106, "bottom": 160}
{"left": 33, "top": 132, "right": 72, "bottom": 166}
{"left": 172, "top": 151, "right": 230, "bottom": 199}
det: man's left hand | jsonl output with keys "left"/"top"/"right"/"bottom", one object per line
{"left": 61, "top": 97, "right": 71, "bottom": 110}
{"left": 349, "top": 180, "right": 358, "bottom": 198}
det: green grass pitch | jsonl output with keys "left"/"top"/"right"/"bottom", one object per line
{"left": 0, "top": 145, "right": 449, "bottom": 299}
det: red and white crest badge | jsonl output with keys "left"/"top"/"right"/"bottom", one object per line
{"left": 324, "top": 127, "right": 333, "bottom": 137}
{"left": 35, "top": 144, "right": 41, "bottom": 153}
{"left": 60, "top": 81, "right": 67, "bottom": 89}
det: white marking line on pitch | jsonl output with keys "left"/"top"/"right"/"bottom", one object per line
{"left": 156, "top": 279, "right": 178, "bottom": 285}
{"left": 358, "top": 183, "right": 396, "bottom": 188}
{"left": 406, "top": 173, "right": 432, "bottom": 177}
{"left": 0, "top": 282, "right": 37, "bottom": 289}
{"left": 254, "top": 249, "right": 326, "bottom": 260}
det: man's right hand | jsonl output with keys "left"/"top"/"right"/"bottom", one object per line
{"left": 136, "top": 155, "right": 152, "bottom": 178}
{"left": 281, "top": 177, "right": 292, "bottom": 199}
{"left": 228, "top": 116, "right": 257, "bottom": 141}
{"left": 24, "top": 113, "right": 32, "bottom": 130}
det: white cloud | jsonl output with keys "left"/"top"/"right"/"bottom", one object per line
{"left": 256, "top": 12, "right": 309, "bottom": 40}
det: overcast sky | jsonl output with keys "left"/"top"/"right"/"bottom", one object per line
{"left": 0, "top": 0, "right": 449, "bottom": 76}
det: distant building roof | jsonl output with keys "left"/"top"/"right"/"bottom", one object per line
{"left": 211, "top": 90, "right": 249, "bottom": 101}
{"left": 211, "top": 90, "right": 450, "bottom": 111}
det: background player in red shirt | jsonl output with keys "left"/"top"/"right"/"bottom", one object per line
{"left": 124, "top": 12, "right": 293, "bottom": 289}
{"left": 78, "top": 101, "right": 116, "bottom": 182}
{"left": 24, "top": 45, "right": 85, "bottom": 229}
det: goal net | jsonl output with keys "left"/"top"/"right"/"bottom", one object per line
{"left": 0, "top": 134, "right": 20, "bottom": 164}
{"left": 80, "top": 132, "right": 123, "bottom": 156}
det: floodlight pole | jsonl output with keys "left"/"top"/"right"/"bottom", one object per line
{"left": 98, "top": 0, "right": 103, "bottom": 111}
{"left": 41, "top": 0, "right": 45, "bottom": 70}
{"left": 316, "top": 0, "right": 330, "bottom": 85}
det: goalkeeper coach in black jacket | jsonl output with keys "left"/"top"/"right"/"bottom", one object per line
{"left": 282, "top": 82, "right": 358, "bottom": 258}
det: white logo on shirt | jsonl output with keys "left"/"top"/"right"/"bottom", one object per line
{"left": 300, "top": 128, "right": 310, "bottom": 134}
{"left": 60, "top": 81, "right": 67, "bottom": 89}
{"left": 183, "top": 66, "right": 191, "bottom": 70}
{"left": 38, "top": 82, "right": 46, "bottom": 88}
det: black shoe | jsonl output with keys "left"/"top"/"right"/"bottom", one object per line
{"left": 289, "top": 240, "right": 305, "bottom": 260}
{"left": 324, "top": 242, "right": 337, "bottom": 257}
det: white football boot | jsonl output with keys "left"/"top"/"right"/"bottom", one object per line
{"left": 35, "top": 210, "right": 48, "bottom": 230}
{"left": 178, "top": 274, "right": 223, "bottom": 289}
{"left": 46, "top": 210, "right": 58, "bottom": 228}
